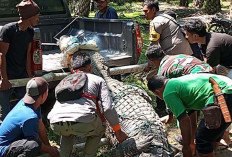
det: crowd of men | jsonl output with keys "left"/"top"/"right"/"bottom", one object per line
{"left": 0, "top": 0, "right": 232, "bottom": 157}
{"left": 143, "top": 1, "right": 232, "bottom": 157}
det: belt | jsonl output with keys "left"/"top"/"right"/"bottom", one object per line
{"left": 209, "top": 77, "right": 232, "bottom": 123}
{"left": 54, "top": 121, "right": 78, "bottom": 126}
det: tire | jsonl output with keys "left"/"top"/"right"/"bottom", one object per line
{"left": 208, "top": 23, "right": 227, "bottom": 33}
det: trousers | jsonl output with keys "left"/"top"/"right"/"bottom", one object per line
{"left": 50, "top": 114, "right": 106, "bottom": 157}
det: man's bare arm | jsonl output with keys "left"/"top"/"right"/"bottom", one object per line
{"left": 38, "top": 119, "right": 50, "bottom": 146}
{"left": 26, "top": 42, "right": 33, "bottom": 78}
{"left": 38, "top": 119, "right": 60, "bottom": 157}
{"left": 0, "top": 42, "right": 12, "bottom": 90}
{"left": 0, "top": 53, "right": 2, "bottom": 70}
{"left": 179, "top": 114, "right": 194, "bottom": 157}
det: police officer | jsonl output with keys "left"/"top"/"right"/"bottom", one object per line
{"left": 142, "top": 0, "right": 193, "bottom": 55}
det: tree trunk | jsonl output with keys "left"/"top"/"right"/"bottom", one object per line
{"left": 111, "top": 0, "right": 125, "bottom": 5}
{"left": 75, "top": 0, "right": 91, "bottom": 17}
{"left": 193, "top": 0, "right": 204, "bottom": 8}
{"left": 203, "top": 0, "right": 221, "bottom": 15}
{"left": 230, "top": 0, "right": 232, "bottom": 19}
{"left": 179, "top": 0, "right": 189, "bottom": 7}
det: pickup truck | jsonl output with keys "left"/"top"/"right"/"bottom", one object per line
{"left": 0, "top": 0, "right": 143, "bottom": 120}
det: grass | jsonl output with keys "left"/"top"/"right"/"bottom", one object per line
{"left": 221, "top": 1, "right": 230, "bottom": 10}
{"left": 47, "top": 128, "right": 60, "bottom": 145}
{"left": 159, "top": 0, "right": 194, "bottom": 7}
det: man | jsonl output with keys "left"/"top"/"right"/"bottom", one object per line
{"left": 142, "top": 0, "right": 193, "bottom": 55}
{"left": 0, "top": 0, "right": 40, "bottom": 122}
{"left": 95, "top": 0, "right": 118, "bottom": 19}
{"left": 164, "top": 10, "right": 203, "bottom": 60}
{"left": 147, "top": 74, "right": 232, "bottom": 157}
{"left": 184, "top": 19, "right": 232, "bottom": 76}
{"left": 146, "top": 45, "right": 213, "bottom": 79}
{"left": 184, "top": 19, "right": 232, "bottom": 146}
{"left": 48, "top": 52, "right": 127, "bottom": 157}
{"left": 146, "top": 45, "right": 213, "bottom": 148}
{"left": 0, "top": 77, "right": 59, "bottom": 157}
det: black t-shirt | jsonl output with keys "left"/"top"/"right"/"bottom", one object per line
{"left": 0, "top": 22, "right": 34, "bottom": 79}
{"left": 204, "top": 32, "right": 232, "bottom": 67}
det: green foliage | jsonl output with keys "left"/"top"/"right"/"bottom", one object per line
{"left": 202, "top": 0, "right": 222, "bottom": 14}
{"left": 47, "top": 128, "right": 60, "bottom": 146}
{"left": 163, "top": 0, "right": 180, "bottom": 6}
{"left": 67, "top": 0, "right": 78, "bottom": 15}
{"left": 159, "top": 0, "right": 195, "bottom": 7}
{"left": 221, "top": 1, "right": 230, "bottom": 10}
{"left": 110, "top": 1, "right": 143, "bottom": 11}
{"left": 97, "top": 145, "right": 112, "bottom": 156}
{"left": 139, "top": 27, "right": 150, "bottom": 64}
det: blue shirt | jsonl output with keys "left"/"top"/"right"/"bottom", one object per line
{"left": 0, "top": 100, "right": 41, "bottom": 157}
{"left": 95, "top": 7, "right": 118, "bottom": 19}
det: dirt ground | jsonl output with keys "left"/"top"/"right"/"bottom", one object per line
{"left": 165, "top": 124, "right": 232, "bottom": 157}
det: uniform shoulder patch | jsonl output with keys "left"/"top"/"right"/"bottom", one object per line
{"left": 149, "top": 25, "right": 160, "bottom": 42}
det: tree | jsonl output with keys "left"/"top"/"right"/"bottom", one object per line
{"left": 75, "top": 0, "right": 91, "bottom": 17}
{"left": 230, "top": 0, "right": 232, "bottom": 19}
{"left": 193, "top": 0, "right": 204, "bottom": 8}
{"left": 202, "top": 0, "right": 221, "bottom": 15}
{"left": 179, "top": 0, "right": 189, "bottom": 7}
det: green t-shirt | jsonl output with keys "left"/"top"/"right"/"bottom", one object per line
{"left": 158, "top": 54, "right": 212, "bottom": 78}
{"left": 164, "top": 74, "right": 232, "bottom": 118}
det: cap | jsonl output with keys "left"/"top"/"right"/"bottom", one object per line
{"left": 23, "top": 77, "right": 48, "bottom": 104}
{"left": 71, "top": 52, "right": 91, "bottom": 70}
{"left": 16, "top": 0, "right": 40, "bottom": 20}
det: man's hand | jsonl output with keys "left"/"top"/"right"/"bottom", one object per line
{"left": 144, "top": 66, "right": 152, "bottom": 72}
{"left": 0, "top": 53, "right": 2, "bottom": 69}
{"left": 0, "top": 79, "right": 12, "bottom": 90}
{"left": 160, "top": 115, "right": 175, "bottom": 124}
{"left": 28, "top": 72, "right": 34, "bottom": 78}
{"left": 190, "top": 143, "right": 196, "bottom": 156}
{"left": 115, "top": 129, "right": 128, "bottom": 143}
{"left": 48, "top": 146, "right": 60, "bottom": 157}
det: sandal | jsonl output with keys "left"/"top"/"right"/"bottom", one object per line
{"left": 217, "top": 144, "right": 228, "bottom": 151}
{"left": 174, "top": 134, "right": 183, "bottom": 145}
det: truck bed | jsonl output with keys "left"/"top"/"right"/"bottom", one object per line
{"left": 43, "top": 49, "right": 65, "bottom": 72}
{"left": 54, "top": 17, "right": 139, "bottom": 66}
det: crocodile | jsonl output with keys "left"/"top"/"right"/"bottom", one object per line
{"left": 72, "top": 50, "right": 176, "bottom": 157}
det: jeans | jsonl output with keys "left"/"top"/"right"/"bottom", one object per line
{"left": 0, "top": 87, "right": 26, "bottom": 123}
{"left": 3, "top": 139, "right": 41, "bottom": 157}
